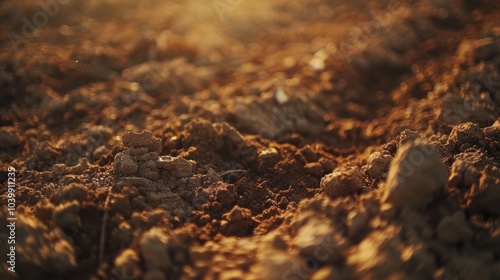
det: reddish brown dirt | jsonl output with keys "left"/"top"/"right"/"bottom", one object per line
{"left": 0, "top": 0, "right": 500, "bottom": 279}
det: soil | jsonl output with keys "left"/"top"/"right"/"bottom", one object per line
{"left": 0, "top": 0, "right": 499, "bottom": 279}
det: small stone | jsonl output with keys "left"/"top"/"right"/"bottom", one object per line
{"left": 259, "top": 148, "right": 279, "bottom": 161}
{"left": 384, "top": 139, "right": 448, "bottom": 209}
{"left": 275, "top": 88, "right": 289, "bottom": 105}
{"left": 321, "top": 166, "right": 363, "bottom": 199}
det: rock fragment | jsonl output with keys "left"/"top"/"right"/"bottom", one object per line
{"left": 384, "top": 139, "right": 448, "bottom": 209}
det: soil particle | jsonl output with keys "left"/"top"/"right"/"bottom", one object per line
{"left": 384, "top": 139, "right": 448, "bottom": 209}
{"left": 320, "top": 166, "right": 364, "bottom": 199}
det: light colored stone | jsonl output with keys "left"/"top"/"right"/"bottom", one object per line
{"left": 384, "top": 139, "right": 447, "bottom": 209}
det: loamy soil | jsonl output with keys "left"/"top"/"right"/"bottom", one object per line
{"left": 0, "top": 0, "right": 499, "bottom": 279}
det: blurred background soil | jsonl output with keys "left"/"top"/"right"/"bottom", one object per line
{"left": 0, "top": 0, "right": 499, "bottom": 279}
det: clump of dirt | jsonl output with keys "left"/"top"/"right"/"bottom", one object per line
{"left": 1, "top": 0, "right": 500, "bottom": 279}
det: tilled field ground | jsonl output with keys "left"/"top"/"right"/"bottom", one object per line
{"left": 0, "top": 0, "right": 500, "bottom": 279}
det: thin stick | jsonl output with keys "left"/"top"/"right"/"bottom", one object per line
{"left": 217, "top": 169, "right": 247, "bottom": 177}
{"left": 98, "top": 185, "right": 113, "bottom": 264}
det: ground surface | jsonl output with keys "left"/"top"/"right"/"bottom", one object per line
{"left": 0, "top": 0, "right": 499, "bottom": 279}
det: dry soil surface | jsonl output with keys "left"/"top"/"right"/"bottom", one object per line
{"left": 0, "top": 0, "right": 500, "bottom": 279}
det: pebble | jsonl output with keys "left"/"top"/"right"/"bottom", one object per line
{"left": 384, "top": 139, "right": 447, "bottom": 209}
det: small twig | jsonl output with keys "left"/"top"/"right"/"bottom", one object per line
{"left": 98, "top": 185, "right": 113, "bottom": 264}
{"left": 217, "top": 169, "right": 248, "bottom": 177}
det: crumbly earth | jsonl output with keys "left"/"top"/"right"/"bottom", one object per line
{"left": 0, "top": 0, "right": 499, "bottom": 279}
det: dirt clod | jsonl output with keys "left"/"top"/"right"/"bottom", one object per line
{"left": 321, "top": 166, "right": 364, "bottom": 199}
{"left": 385, "top": 139, "right": 448, "bottom": 209}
